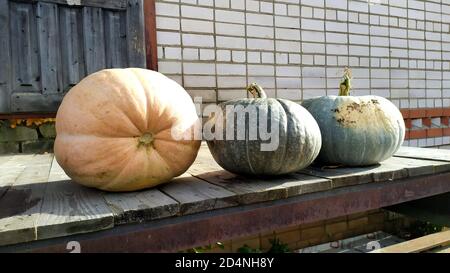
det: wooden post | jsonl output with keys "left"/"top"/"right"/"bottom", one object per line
{"left": 144, "top": 0, "right": 158, "bottom": 71}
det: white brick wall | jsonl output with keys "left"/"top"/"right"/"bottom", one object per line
{"left": 155, "top": 0, "right": 450, "bottom": 108}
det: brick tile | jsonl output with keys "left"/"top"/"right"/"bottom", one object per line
{"left": 404, "top": 119, "right": 412, "bottom": 129}
{"left": 426, "top": 108, "right": 444, "bottom": 117}
{"left": 409, "top": 129, "right": 427, "bottom": 139}
{"left": 427, "top": 128, "right": 443, "bottom": 138}
{"left": 409, "top": 109, "right": 427, "bottom": 118}
{"left": 422, "top": 117, "right": 432, "bottom": 127}
{"left": 443, "top": 128, "right": 450, "bottom": 136}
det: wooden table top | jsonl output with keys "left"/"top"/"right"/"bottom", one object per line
{"left": 1, "top": 144, "right": 450, "bottom": 247}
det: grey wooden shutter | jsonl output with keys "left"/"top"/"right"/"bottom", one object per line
{"left": 0, "top": 0, "right": 147, "bottom": 113}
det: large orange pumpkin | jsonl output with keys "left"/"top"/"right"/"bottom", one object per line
{"left": 54, "top": 68, "right": 201, "bottom": 192}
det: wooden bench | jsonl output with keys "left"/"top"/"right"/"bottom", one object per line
{"left": 371, "top": 229, "right": 450, "bottom": 253}
{"left": 1, "top": 144, "right": 450, "bottom": 252}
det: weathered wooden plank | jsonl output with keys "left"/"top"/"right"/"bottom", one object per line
{"left": 10, "top": 1, "right": 40, "bottom": 93}
{"left": 372, "top": 230, "right": 450, "bottom": 253}
{"left": 37, "top": 2, "right": 63, "bottom": 94}
{"left": 282, "top": 173, "right": 332, "bottom": 196}
{"left": 59, "top": 7, "right": 85, "bottom": 91}
{"left": 16, "top": 0, "right": 127, "bottom": 10}
{"left": 160, "top": 174, "right": 237, "bottom": 215}
{"left": 395, "top": 146, "right": 450, "bottom": 162}
{"left": 193, "top": 169, "right": 331, "bottom": 205}
{"left": 382, "top": 156, "right": 450, "bottom": 177}
{"left": 103, "top": 189, "right": 180, "bottom": 225}
{"left": 0, "top": 0, "right": 11, "bottom": 113}
{"left": 189, "top": 144, "right": 332, "bottom": 204}
{"left": 0, "top": 154, "right": 36, "bottom": 187}
{"left": 126, "top": 0, "right": 146, "bottom": 68}
{"left": 11, "top": 171, "right": 450, "bottom": 253}
{"left": 0, "top": 155, "right": 31, "bottom": 211}
{"left": 0, "top": 154, "right": 53, "bottom": 246}
{"left": 82, "top": 7, "right": 106, "bottom": 74}
{"left": 301, "top": 157, "right": 416, "bottom": 189}
{"left": 35, "top": 157, "right": 114, "bottom": 241}
{"left": 302, "top": 155, "right": 450, "bottom": 190}
{"left": 0, "top": 154, "right": 20, "bottom": 168}
{"left": 11, "top": 93, "right": 64, "bottom": 112}
{"left": 104, "top": 10, "right": 128, "bottom": 68}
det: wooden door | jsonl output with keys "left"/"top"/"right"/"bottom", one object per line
{"left": 0, "top": 0, "right": 147, "bottom": 113}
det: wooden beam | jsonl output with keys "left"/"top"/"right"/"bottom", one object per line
{"left": 0, "top": 113, "right": 56, "bottom": 119}
{"left": 371, "top": 230, "right": 450, "bottom": 253}
{"left": 144, "top": 0, "right": 158, "bottom": 71}
{"left": 15, "top": 0, "right": 127, "bottom": 10}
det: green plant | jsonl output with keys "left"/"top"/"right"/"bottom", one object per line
{"left": 267, "top": 237, "right": 290, "bottom": 253}
{"left": 237, "top": 244, "right": 262, "bottom": 253}
{"left": 402, "top": 221, "right": 445, "bottom": 239}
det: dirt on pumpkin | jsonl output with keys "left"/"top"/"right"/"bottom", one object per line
{"left": 332, "top": 99, "right": 382, "bottom": 128}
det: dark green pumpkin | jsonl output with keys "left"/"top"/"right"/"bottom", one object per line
{"left": 302, "top": 69, "right": 405, "bottom": 166}
{"left": 206, "top": 84, "right": 322, "bottom": 176}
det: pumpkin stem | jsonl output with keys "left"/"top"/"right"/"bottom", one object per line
{"left": 246, "top": 83, "right": 268, "bottom": 99}
{"left": 339, "top": 67, "right": 352, "bottom": 96}
{"left": 138, "top": 133, "right": 154, "bottom": 147}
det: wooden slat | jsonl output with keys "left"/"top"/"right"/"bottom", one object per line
{"left": 193, "top": 169, "right": 331, "bottom": 205}
{"left": 104, "top": 10, "right": 128, "bottom": 68}
{"left": 35, "top": 157, "right": 114, "bottom": 240}
{"left": 10, "top": 1, "right": 40, "bottom": 93}
{"left": 301, "top": 157, "right": 417, "bottom": 189}
{"left": 37, "top": 2, "right": 62, "bottom": 94}
{"left": 17, "top": 0, "right": 127, "bottom": 10}
{"left": 126, "top": 0, "right": 146, "bottom": 68}
{"left": 103, "top": 189, "right": 179, "bottom": 225}
{"left": 0, "top": 154, "right": 36, "bottom": 187}
{"left": 0, "top": 0, "right": 11, "bottom": 113}
{"left": 82, "top": 7, "right": 106, "bottom": 74}
{"left": 372, "top": 230, "right": 450, "bottom": 253}
{"left": 1, "top": 144, "right": 449, "bottom": 247}
{"left": 188, "top": 146, "right": 332, "bottom": 205}
{"left": 159, "top": 174, "right": 237, "bottom": 215}
{"left": 0, "top": 154, "right": 20, "bottom": 168}
{"left": 383, "top": 156, "right": 450, "bottom": 177}
{"left": 0, "top": 155, "right": 32, "bottom": 213}
{"left": 10, "top": 171, "right": 450, "bottom": 253}
{"left": 0, "top": 154, "right": 53, "bottom": 246}
{"left": 60, "top": 7, "right": 85, "bottom": 91}
{"left": 395, "top": 146, "right": 450, "bottom": 162}
{"left": 11, "top": 93, "right": 64, "bottom": 112}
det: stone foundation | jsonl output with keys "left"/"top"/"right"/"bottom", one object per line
{"left": 0, "top": 120, "right": 56, "bottom": 154}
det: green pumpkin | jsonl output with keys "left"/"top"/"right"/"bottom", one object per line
{"left": 206, "top": 84, "right": 322, "bottom": 176}
{"left": 302, "top": 68, "right": 405, "bottom": 166}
